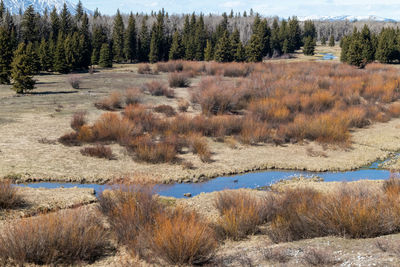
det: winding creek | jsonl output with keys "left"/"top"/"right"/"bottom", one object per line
{"left": 15, "top": 154, "right": 400, "bottom": 198}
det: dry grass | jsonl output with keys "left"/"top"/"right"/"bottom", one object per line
{"left": 303, "top": 247, "right": 339, "bottom": 266}
{"left": 0, "top": 208, "right": 110, "bottom": 265}
{"left": 151, "top": 207, "right": 217, "bottom": 265}
{"left": 80, "top": 144, "right": 114, "bottom": 160}
{"left": 177, "top": 98, "right": 190, "bottom": 112}
{"left": 0, "top": 180, "right": 22, "bottom": 209}
{"left": 187, "top": 134, "right": 212, "bottom": 163}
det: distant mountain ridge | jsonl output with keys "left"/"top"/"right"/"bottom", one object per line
{"left": 298, "top": 15, "right": 397, "bottom": 22}
{"left": 2, "top": 0, "right": 91, "bottom": 14}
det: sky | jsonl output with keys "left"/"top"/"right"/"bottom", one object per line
{"left": 80, "top": 0, "right": 400, "bottom": 19}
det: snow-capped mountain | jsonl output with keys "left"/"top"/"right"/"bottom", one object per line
{"left": 298, "top": 15, "right": 397, "bottom": 22}
{"left": 2, "top": 0, "right": 90, "bottom": 14}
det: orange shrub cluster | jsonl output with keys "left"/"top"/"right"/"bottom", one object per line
{"left": 268, "top": 181, "right": 400, "bottom": 242}
{"left": 61, "top": 62, "right": 400, "bottom": 164}
{"left": 0, "top": 209, "right": 109, "bottom": 265}
{"left": 0, "top": 180, "right": 22, "bottom": 209}
{"left": 99, "top": 186, "right": 217, "bottom": 265}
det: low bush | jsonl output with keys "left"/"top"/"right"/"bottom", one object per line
{"left": 70, "top": 111, "right": 87, "bottom": 131}
{"left": 269, "top": 184, "right": 400, "bottom": 242}
{"left": 125, "top": 88, "right": 142, "bottom": 105}
{"left": 177, "top": 98, "right": 190, "bottom": 112}
{"left": 151, "top": 208, "right": 217, "bottom": 265}
{"left": 154, "top": 105, "right": 176, "bottom": 117}
{"left": 187, "top": 134, "right": 212, "bottom": 163}
{"left": 137, "top": 64, "right": 153, "bottom": 74}
{"left": 98, "top": 185, "right": 161, "bottom": 257}
{"left": 168, "top": 72, "right": 191, "bottom": 88}
{"left": 156, "top": 61, "right": 184, "bottom": 73}
{"left": 0, "top": 208, "right": 110, "bottom": 265}
{"left": 67, "top": 75, "right": 81, "bottom": 89}
{"left": 0, "top": 180, "right": 22, "bottom": 209}
{"left": 214, "top": 190, "right": 274, "bottom": 240}
{"left": 135, "top": 141, "right": 177, "bottom": 163}
{"left": 144, "top": 81, "right": 174, "bottom": 98}
{"left": 58, "top": 132, "right": 81, "bottom": 146}
{"left": 80, "top": 144, "right": 114, "bottom": 160}
{"left": 95, "top": 91, "right": 123, "bottom": 111}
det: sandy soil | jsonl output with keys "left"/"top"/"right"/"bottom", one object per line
{"left": 1, "top": 60, "right": 400, "bottom": 184}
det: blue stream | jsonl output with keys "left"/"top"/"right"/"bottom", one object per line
{"left": 16, "top": 160, "right": 397, "bottom": 198}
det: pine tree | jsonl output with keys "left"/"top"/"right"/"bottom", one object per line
{"left": 234, "top": 41, "right": 246, "bottom": 62}
{"left": 0, "top": 26, "right": 12, "bottom": 84}
{"left": 270, "top": 18, "right": 282, "bottom": 56}
{"left": 53, "top": 33, "right": 69, "bottom": 73}
{"left": 113, "top": 9, "right": 125, "bottom": 62}
{"left": 91, "top": 25, "right": 108, "bottom": 64}
{"left": 124, "top": 13, "right": 137, "bottom": 62}
{"left": 184, "top": 13, "right": 196, "bottom": 60}
{"left": 99, "top": 43, "right": 112, "bottom": 68}
{"left": 138, "top": 16, "right": 150, "bottom": 62}
{"left": 329, "top": 35, "right": 335, "bottom": 47}
{"left": 169, "top": 30, "right": 184, "bottom": 60}
{"left": 246, "top": 32, "right": 263, "bottom": 62}
{"left": 360, "top": 25, "right": 375, "bottom": 63}
{"left": 230, "top": 28, "right": 240, "bottom": 59}
{"left": 346, "top": 35, "right": 365, "bottom": 67}
{"left": 50, "top": 7, "right": 60, "bottom": 39}
{"left": 26, "top": 42, "right": 40, "bottom": 74}
{"left": 11, "top": 43, "right": 36, "bottom": 94}
{"left": 303, "top": 36, "right": 316, "bottom": 55}
{"left": 376, "top": 28, "right": 398, "bottom": 63}
{"left": 60, "top": 3, "right": 72, "bottom": 35}
{"left": 340, "top": 36, "right": 350, "bottom": 63}
{"left": 204, "top": 39, "right": 213, "bottom": 61}
{"left": 39, "top": 38, "right": 52, "bottom": 71}
{"left": 75, "top": 0, "right": 84, "bottom": 22}
{"left": 194, "top": 14, "right": 206, "bottom": 60}
{"left": 214, "top": 30, "right": 232, "bottom": 62}
{"left": 79, "top": 13, "right": 91, "bottom": 69}
{"left": 321, "top": 36, "right": 327, "bottom": 45}
{"left": 286, "top": 17, "right": 302, "bottom": 53}
{"left": 148, "top": 11, "right": 165, "bottom": 62}
{"left": 303, "top": 20, "right": 316, "bottom": 40}
{"left": 0, "top": 0, "right": 4, "bottom": 19}
{"left": 149, "top": 25, "right": 159, "bottom": 63}
{"left": 21, "top": 5, "right": 38, "bottom": 43}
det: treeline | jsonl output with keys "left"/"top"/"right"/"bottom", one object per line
{"left": 341, "top": 24, "right": 400, "bottom": 67}
{"left": 0, "top": 1, "right": 322, "bottom": 92}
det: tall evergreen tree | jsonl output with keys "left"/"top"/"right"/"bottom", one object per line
{"left": 99, "top": 43, "right": 112, "bottom": 68}
{"left": 75, "top": 0, "right": 84, "bottom": 22}
{"left": 21, "top": 5, "right": 38, "bottom": 43}
{"left": 11, "top": 43, "right": 36, "bottom": 94}
{"left": 214, "top": 30, "right": 232, "bottom": 62}
{"left": 360, "top": 25, "right": 375, "bottom": 63}
{"left": 321, "top": 36, "right": 327, "bottom": 45}
{"left": 53, "top": 33, "right": 69, "bottom": 73}
{"left": 124, "top": 13, "right": 137, "bottom": 62}
{"left": 148, "top": 11, "right": 165, "bottom": 62}
{"left": 169, "top": 30, "right": 184, "bottom": 60}
{"left": 138, "top": 16, "right": 150, "bottom": 62}
{"left": 0, "top": 26, "right": 13, "bottom": 84}
{"left": 79, "top": 13, "right": 91, "bottom": 69}
{"left": 270, "top": 18, "right": 282, "bottom": 56}
{"left": 25, "top": 42, "right": 40, "bottom": 74}
{"left": 60, "top": 3, "right": 72, "bottom": 35}
{"left": 194, "top": 14, "right": 206, "bottom": 61}
{"left": 91, "top": 25, "right": 108, "bottom": 65}
{"left": 376, "top": 28, "right": 399, "bottom": 63}
{"left": 204, "top": 39, "right": 213, "bottom": 61}
{"left": 113, "top": 9, "right": 125, "bottom": 62}
{"left": 303, "top": 36, "right": 316, "bottom": 55}
{"left": 39, "top": 38, "right": 52, "bottom": 71}
{"left": 184, "top": 13, "right": 196, "bottom": 60}
{"left": 329, "top": 35, "right": 335, "bottom": 47}
{"left": 246, "top": 31, "right": 263, "bottom": 62}
{"left": 286, "top": 17, "right": 302, "bottom": 53}
{"left": 50, "top": 7, "right": 60, "bottom": 39}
